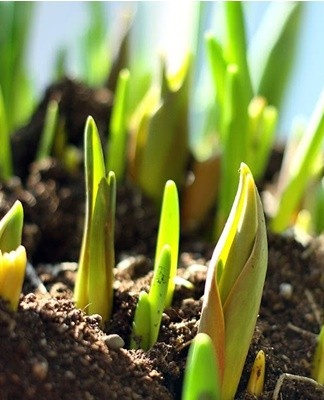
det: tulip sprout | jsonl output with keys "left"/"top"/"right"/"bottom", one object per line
{"left": 131, "top": 179, "right": 179, "bottom": 350}
{"left": 312, "top": 326, "right": 324, "bottom": 385}
{"left": 270, "top": 88, "right": 324, "bottom": 233}
{"left": 74, "top": 117, "right": 116, "bottom": 325}
{"left": 182, "top": 333, "right": 221, "bottom": 400}
{"left": 0, "top": 200, "right": 27, "bottom": 311}
{"left": 247, "top": 350, "right": 266, "bottom": 396}
{"left": 36, "top": 99, "right": 59, "bottom": 161}
{"left": 198, "top": 163, "right": 268, "bottom": 399}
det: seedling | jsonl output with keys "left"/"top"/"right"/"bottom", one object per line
{"left": 131, "top": 244, "right": 171, "bottom": 351}
{"left": 247, "top": 350, "right": 266, "bottom": 396}
{"left": 106, "top": 68, "right": 130, "bottom": 181}
{"left": 311, "top": 325, "right": 324, "bottom": 384}
{"left": 270, "top": 89, "right": 324, "bottom": 233}
{"left": 0, "top": 200, "right": 27, "bottom": 311}
{"left": 36, "top": 99, "right": 59, "bottom": 161}
{"left": 74, "top": 117, "right": 116, "bottom": 325}
{"left": 131, "top": 179, "right": 179, "bottom": 350}
{"left": 204, "top": 2, "right": 301, "bottom": 237}
{"left": 182, "top": 333, "right": 221, "bottom": 400}
{"left": 198, "top": 163, "right": 268, "bottom": 399}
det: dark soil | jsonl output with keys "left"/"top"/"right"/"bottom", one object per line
{"left": 1, "top": 78, "right": 324, "bottom": 399}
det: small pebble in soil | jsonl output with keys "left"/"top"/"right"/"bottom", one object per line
{"left": 32, "top": 358, "right": 49, "bottom": 380}
{"left": 279, "top": 282, "right": 293, "bottom": 299}
{"left": 104, "top": 334, "right": 125, "bottom": 350}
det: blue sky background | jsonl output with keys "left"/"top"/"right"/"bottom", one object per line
{"left": 26, "top": 2, "right": 324, "bottom": 139}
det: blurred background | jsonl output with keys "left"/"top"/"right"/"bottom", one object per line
{"left": 15, "top": 2, "right": 324, "bottom": 137}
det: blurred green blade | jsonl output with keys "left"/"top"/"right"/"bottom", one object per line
{"left": 249, "top": 2, "right": 303, "bottom": 108}
{"left": 138, "top": 56, "right": 191, "bottom": 202}
{"left": 224, "top": 1, "right": 253, "bottom": 104}
{"left": 182, "top": 333, "right": 221, "bottom": 400}
{"left": 106, "top": 69, "right": 130, "bottom": 180}
{"left": 215, "top": 64, "right": 248, "bottom": 238}
{"left": 0, "top": 2, "right": 34, "bottom": 131}
{"left": 0, "top": 86, "right": 12, "bottom": 181}
{"left": 36, "top": 100, "right": 59, "bottom": 161}
{"left": 271, "top": 89, "right": 324, "bottom": 232}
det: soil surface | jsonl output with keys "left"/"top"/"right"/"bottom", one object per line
{"left": 1, "top": 78, "right": 324, "bottom": 399}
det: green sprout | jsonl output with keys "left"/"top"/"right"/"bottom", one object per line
{"left": 270, "top": 89, "right": 324, "bottom": 233}
{"left": 198, "top": 163, "right": 268, "bottom": 399}
{"left": 204, "top": 2, "right": 301, "bottom": 237}
{"left": 36, "top": 99, "right": 59, "bottom": 161}
{"left": 0, "top": 86, "right": 12, "bottom": 181}
{"left": 247, "top": 350, "right": 266, "bottom": 396}
{"left": 129, "top": 55, "right": 191, "bottom": 203}
{"left": 0, "top": 200, "right": 27, "bottom": 311}
{"left": 131, "top": 179, "right": 179, "bottom": 350}
{"left": 0, "top": 2, "right": 35, "bottom": 132}
{"left": 74, "top": 116, "right": 116, "bottom": 325}
{"left": 312, "top": 326, "right": 324, "bottom": 385}
{"left": 106, "top": 68, "right": 130, "bottom": 181}
{"left": 182, "top": 333, "right": 221, "bottom": 400}
{"left": 131, "top": 244, "right": 171, "bottom": 351}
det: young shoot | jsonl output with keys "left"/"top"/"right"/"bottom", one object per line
{"left": 0, "top": 200, "right": 27, "bottom": 311}
{"left": 131, "top": 179, "right": 179, "bottom": 350}
{"left": 106, "top": 68, "right": 130, "bottom": 181}
{"left": 247, "top": 350, "right": 266, "bottom": 396}
{"left": 74, "top": 116, "right": 116, "bottom": 325}
{"left": 270, "top": 89, "right": 324, "bottom": 233}
{"left": 312, "top": 326, "right": 324, "bottom": 385}
{"left": 36, "top": 99, "right": 59, "bottom": 161}
{"left": 154, "top": 180, "right": 179, "bottom": 308}
{"left": 182, "top": 333, "right": 221, "bottom": 400}
{"left": 131, "top": 244, "right": 171, "bottom": 351}
{"left": 198, "top": 163, "right": 268, "bottom": 400}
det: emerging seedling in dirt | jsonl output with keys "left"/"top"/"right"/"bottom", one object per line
{"left": 198, "top": 163, "right": 268, "bottom": 399}
{"left": 247, "top": 350, "right": 266, "bottom": 396}
{"left": 182, "top": 332, "right": 221, "bottom": 400}
{"left": 131, "top": 180, "right": 179, "bottom": 350}
{"left": 311, "top": 325, "right": 324, "bottom": 385}
{"left": 0, "top": 200, "right": 27, "bottom": 311}
{"left": 74, "top": 116, "right": 116, "bottom": 325}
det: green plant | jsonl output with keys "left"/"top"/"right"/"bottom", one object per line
{"left": 198, "top": 163, "right": 268, "bottom": 399}
{"left": 203, "top": 2, "right": 301, "bottom": 237}
{"left": 247, "top": 350, "right": 266, "bottom": 396}
{"left": 74, "top": 117, "right": 116, "bottom": 325}
{"left": 0, "top": 2, "right": 35, "bottom": 133}
{"left": 131, "top": 179, "right": 179, "bottom": 350}
{"left": 128, "top": 55, "right": 191, "bottom": 203}
{"left": 270, "top": 89, "right": 324, "bottom": 233}
{"left": 312, "top": 326, "right": 324, "bottom": 385}
{"left": 182, "top": 332, "right": 221, "bottom": 400}
{"left": 0, "top": 200, "right": 27, "bottom": 311}
{"left": 131, "top": 244, "right": 171, "bottom": 351}
{"left": 36, "top": 99, "right": 59, "bottom": 161}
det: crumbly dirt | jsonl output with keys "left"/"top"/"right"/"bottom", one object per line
{"left": 1, "top": 77, "right": 324, "bottom": 399}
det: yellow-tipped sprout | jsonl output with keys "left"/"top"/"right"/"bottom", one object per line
{"left": 0, "top": 246, "right": 27, "bottom": 311}
{"left": 0, "top": 200, "right": 27, "bottom": 311}
{"left": 198, "top": 163, "right": 268, "bottom": 400}
{"left": 247, "top": 350, "right": 266, "bottom": 396}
